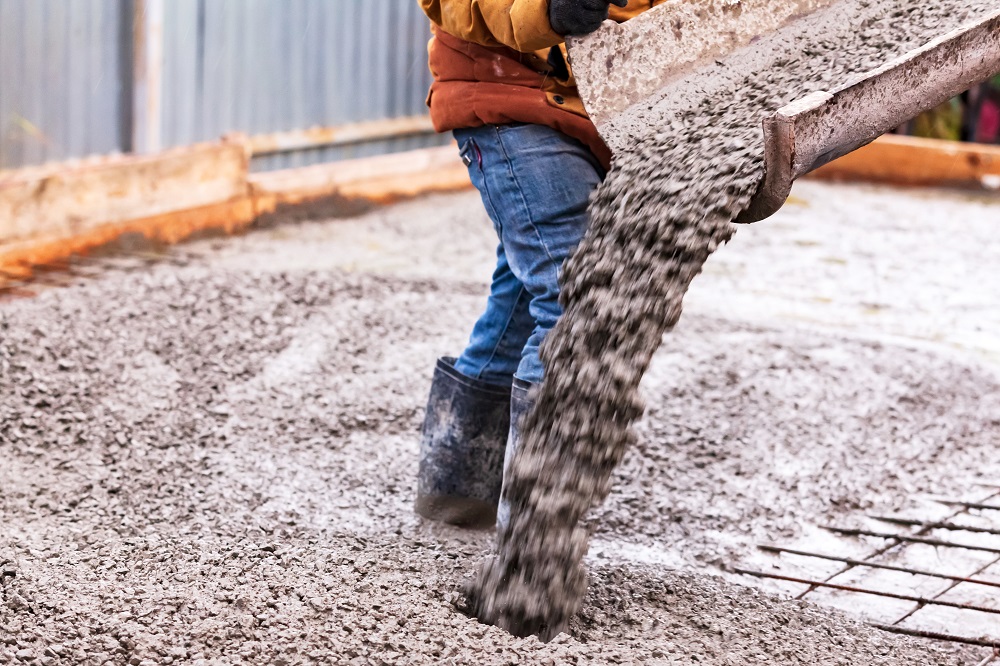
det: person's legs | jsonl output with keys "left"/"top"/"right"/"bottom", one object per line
{"left": 453, "top": 246, "right": 535, "bottom": 386}
{"left": 453, "top": 124, "right": 605, "bottom": 385}
{"left": 414, "top": 127, "right": 534, "bottom": 527}
{"left": 452, "top": 128, "right": 536, "bottom": 387}
{"left": 454, "top": 124, "right": 604, "bottom": 530}
{"left": 416, "top": 124, "right": 603, "bottom": 527}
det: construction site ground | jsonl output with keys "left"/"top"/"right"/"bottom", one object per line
{"left": 2, "top": 180, "right": 999, "bottom": 664}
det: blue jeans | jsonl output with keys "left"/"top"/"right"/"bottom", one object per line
{"left": 452, "top": 124, "right": 605, "bottom": 386}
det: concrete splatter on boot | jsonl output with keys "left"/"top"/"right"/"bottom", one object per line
{"left": 415, "top": 357, "right": 511, "bottom": 528}
{"left": 495, "top": 378, "right": 534, "bottom": 531}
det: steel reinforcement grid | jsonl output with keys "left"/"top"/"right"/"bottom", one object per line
{"left": 741, "top": 486, "right": 1000, "bottom": 664}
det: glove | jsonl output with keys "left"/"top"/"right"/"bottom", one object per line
{"left": 549, "top": 0, "right": 628, "bottom": 37}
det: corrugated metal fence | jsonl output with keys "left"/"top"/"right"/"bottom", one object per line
{"left": 0, "top": 0, "right": 444, "bottom": 172}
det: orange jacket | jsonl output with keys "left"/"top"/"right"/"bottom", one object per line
{"left": 419, "top": 0, "right": 665, "bottom": 169}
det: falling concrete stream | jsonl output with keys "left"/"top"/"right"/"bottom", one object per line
{"left": 466, "top": 0, "right": 1000, "bottom": 639}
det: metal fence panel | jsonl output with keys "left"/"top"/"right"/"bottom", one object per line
{"left": 0, "top": 0, "right": 444, "bottom": 172}
{"left": 0, "top": 0, "right": 129, "bottom": 170}
{"left": 160, "top": 0, "right": 445, "bottom": 171}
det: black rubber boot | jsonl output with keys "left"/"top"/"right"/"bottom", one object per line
{"left": 496, "top": 377, "right": 535, "bottom": 531}
{"left": 415, "top": 358, "right": 512, "bottom": 528}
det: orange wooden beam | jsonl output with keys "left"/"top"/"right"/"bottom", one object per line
{"left": 0, "top": 197, "right": 258, "bottom": 274}
{"left": 7, "top": 129, "right": 1000, "bottom": 290}
{"left": 810, "top": 134, "right": 1000, "bottom": 190}
{"left": 0, "top": 143, "right": 471, "bottom": 283}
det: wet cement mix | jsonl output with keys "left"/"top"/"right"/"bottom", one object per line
{"left": 3, "top": 265, "right": 1000, "bottom": 665}
{"left": 466, "top": 0, "right": 1000, "bottom": 642}
{"left": 2, "top": 9, "right": 1000, "bottom": 666}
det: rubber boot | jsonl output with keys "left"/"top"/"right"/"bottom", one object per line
{"left": 415, "top": 357, "right": 511, "bottom": 528}
{"left": 496, "top": 377, "right": 535, "bottom": 531}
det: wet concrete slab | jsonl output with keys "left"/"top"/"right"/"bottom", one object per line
{"left": 2, "top": 180, "right": 1000, "bottom": 663}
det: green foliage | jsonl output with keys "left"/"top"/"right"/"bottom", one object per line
{"left": 912, "top": 98, "right": 963, "bottom": 141}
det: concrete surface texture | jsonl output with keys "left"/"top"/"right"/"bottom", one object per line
{"left": 1, "top": 180, "right": 999, "bottom": 664}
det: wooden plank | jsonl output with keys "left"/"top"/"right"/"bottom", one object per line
{"left": 6, "top": 128, "right": 999, "bottom": 288}
{"left": 810, "top": 134, "right": 1000, "bottom": 189}
{"left": 0, "top": 197, "right": 257, "bottom": 276}
{"left": 0, "top": 139, "right": 250, "bottom": 245}
{"left": 250, "top": 145, "right": 471, "bottom": 212}
{"left": 0, "top": 144, "right": 471, "bottom": 278}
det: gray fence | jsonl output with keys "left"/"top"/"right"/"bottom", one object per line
{"left": 0, "top": 0, "right": 444, "bottom": 172}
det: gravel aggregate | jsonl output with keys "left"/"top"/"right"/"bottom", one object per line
{"left": 2, "top": 261, "right": 997, "bottom": 664}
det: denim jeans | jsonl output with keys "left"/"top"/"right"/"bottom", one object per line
{"left": 452, "top": 124, "right": 605, "bottom": 385}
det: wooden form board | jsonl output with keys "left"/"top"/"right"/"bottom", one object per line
{"left": 810, "top": 134, "right": 1000, "bottom": 189}
{"left": 0, "top": 140, "right": 250, "bottom": 246}
{"left": 3, "top": 131, "right": 997, "bottom": 281}
{"left": 0, "top": 142, "right": 472, "bottom": 278}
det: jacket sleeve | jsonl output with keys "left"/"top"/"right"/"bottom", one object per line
{"left": 419, "top": 0, "right": 564, "bottom": 53}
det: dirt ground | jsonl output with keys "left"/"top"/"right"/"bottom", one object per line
{"left": 2, "top": 181, "right": 999, "bottom": 664}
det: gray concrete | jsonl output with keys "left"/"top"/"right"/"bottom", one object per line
{"left": 0, "top": 180, "right": 997, "bottom": 663}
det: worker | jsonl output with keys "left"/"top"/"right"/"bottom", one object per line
{"left": 414, "top": 0, "right": 658, "bottom": 528}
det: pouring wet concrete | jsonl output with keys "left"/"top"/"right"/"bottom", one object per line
{"left": 1, "top": 181, "right": 999, "bottom": 663}
{"left": 467, "top": 0, "right": 1000, "bottom": 636}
